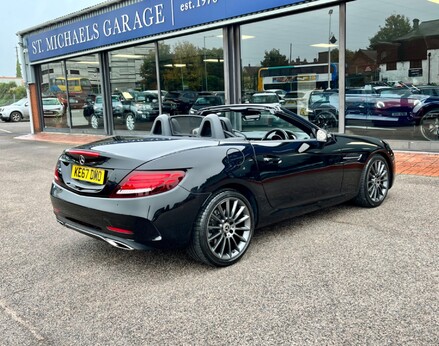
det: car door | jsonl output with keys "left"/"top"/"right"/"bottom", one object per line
{"left": 23, "top": 101, "right": 30, "bottom": 119}
{"left": 252, "top": 138, "right": 344, "bottom": 210}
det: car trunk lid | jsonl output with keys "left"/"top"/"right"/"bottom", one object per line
{"left": 55, "top": 136, "right": 217, "bottom": 196}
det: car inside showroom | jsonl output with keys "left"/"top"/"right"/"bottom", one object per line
{"left": 17, "top": 0, "right": 439, "bottom": 152}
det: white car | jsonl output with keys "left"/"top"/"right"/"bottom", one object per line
{"left": 42, "top": 97, "right": 64, "bottom": 117}
{"left": 0, "top": 98, "right": 30, "bottom": 122}
{"left": 265, "top": 89, "right": 287, "bottom": 100}
{"left": 249, "top": 92, "right": 284, "bottom": 107}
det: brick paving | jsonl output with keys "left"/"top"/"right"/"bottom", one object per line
{"left": 394, "top": 151, "right": 439, "bottom": 177}
{"left": 16, "top": 132, "right": 439, "bottom": 177}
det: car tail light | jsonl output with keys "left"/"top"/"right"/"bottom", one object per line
{"left": 111, "top": 171, "right": 185, "bottom": 198}
{"left": 54, "top": 163, "right": 61, "bottom": 182}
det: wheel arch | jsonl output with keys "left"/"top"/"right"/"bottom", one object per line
{"left": 206, "top": 182, "right": 260, "bottom": 227}
{"left": 416, "top": 104, "right": 439, "bottom": 124}
{"left": 422, "top": 103, "right": 439, "bottom": 114}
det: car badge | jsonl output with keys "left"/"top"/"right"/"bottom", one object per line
{"left": 79, "top": 155, "right": 86, "bottom": 165}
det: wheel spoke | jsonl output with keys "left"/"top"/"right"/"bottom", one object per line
{"left": 234, "top": 226, "right": 250, "bottom": 232}
{"left": 212, "top": 234, "right": 225, "bottom": 252}
{"left": 226, "top": 238, "right": 232, "bottom": 258}
{"left": 207, "top": 228, "right": 222, "bottom": 242}
{"left": 234, "top": 232, "right": 248, "bottom": 242}
{"left": 235, "top": 214, "right": 250, "bottom": 225}
{"left": 231, "top": 205, "right": 245, "bottom": 222}
{"left": 230, "top": 236, "right": 241, "bottom": 253}
{"left": 217, "top": 204, "right": 227, "bottom": 220}
{"left": 230, "top": 200, "right": 238, "bottom": 219}
{"left": 210, "top": 212, "right": 222, "bottom": 223}
{"left": 218, "top": 236, "right": 227, "bottom": 258}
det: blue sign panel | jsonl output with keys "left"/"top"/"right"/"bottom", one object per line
{"left": 27, "top": 0, "right": 312, "bottom": 62}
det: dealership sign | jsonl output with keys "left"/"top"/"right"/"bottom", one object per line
{"left": 27, "top": 0, "right": 315, "bottom": 62}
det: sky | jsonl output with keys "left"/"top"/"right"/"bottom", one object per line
{"left": 0, "top": 0, "right": 105, "bottom": 76}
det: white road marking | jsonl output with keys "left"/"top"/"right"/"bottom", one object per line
{"left": 0, "top": 128, "right": 12, "bottom": 133}
{"left": 0, "top": 299, "right": 45, "bottom": 341}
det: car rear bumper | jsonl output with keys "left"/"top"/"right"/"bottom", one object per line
{"left": 50, "top": 182, "right": 210, "bottom": 250}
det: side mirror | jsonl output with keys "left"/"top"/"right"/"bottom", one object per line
{"left": 316, "top": 129, "right": 329, "bottom": 142}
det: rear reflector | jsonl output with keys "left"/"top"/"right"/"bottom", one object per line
{"left": 106, "top": 226, "right": 134, "bottom": 235}
{"left": 111, "top": 171, "right": 185, "bottom": 198}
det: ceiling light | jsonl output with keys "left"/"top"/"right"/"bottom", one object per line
{"left": 428, "top": 0, "right": 439, "bottom": 4}
{"left": 310, "top": 43, "right": 338, "bottom": 48}
{"left": 203, "top": 59, "right": 224, "bottom": 62}
{"left": 76, "top": 61, "right": 99, "bottom": 65}
{"left": 164, "top": 64, "right": 187, "bottom": 67}
{"left": 216, "top": 35, "right": 255, "bottom": 40}
{"left": 112, "top": 54, "right": 144, "bottom": 59}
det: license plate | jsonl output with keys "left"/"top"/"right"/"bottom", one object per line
{"left": 71, "top": 165, "right": 106, "bottom": 184}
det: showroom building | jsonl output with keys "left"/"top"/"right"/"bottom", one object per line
{"left": 17, "top": 0, "right": 439, "bottom": 151}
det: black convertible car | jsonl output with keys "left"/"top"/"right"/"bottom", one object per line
{"left": 51, "top": 104, "right": 395, "bottom": 266}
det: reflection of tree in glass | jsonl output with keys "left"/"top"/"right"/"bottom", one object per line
{"left": 328, "top": 48, "right": 356, "bottom": 67}
{"left": 260, "top": 48, "right": 289, "bottom": 67}
{"left": 140, "top": 43, "right": 171, "bottom": 90}
{"left": 141, "top": 41, "right": 224, "bottom": 92}
{"left": 369, "top": 14, "right": 412, "bottom": 49}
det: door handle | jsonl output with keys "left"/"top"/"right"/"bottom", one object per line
{"left": 263, "top": 156, "right": 282, "bottom": 164}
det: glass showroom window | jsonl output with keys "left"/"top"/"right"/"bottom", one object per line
{"left": 159, "top": 29, "right": 225, "bottom": 116}
{"left": 40, "top": 61, "right": 68, "bottom": 130}
{"left": 347, "top": 0, "right": 439, "bottom": 142}
{"left": 40, "top": 55, "right": 103, "bottom": 133}
{"left": 241, "top": 7, "right": 340, "bottom": 132}
{"left": 108, "top": 44, "right": 158, "bottom": 133}
{"left": 65, "top": 54, "right": 102, "bottom": 132}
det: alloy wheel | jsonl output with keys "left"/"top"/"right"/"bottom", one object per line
{"left": 91, "top": 115, "right": 99, "bottom": 129}
{"left": 206, "top": 196, "right": 252, "bottom": 261}
{"left": 10, "top": 111, "right": 21, "bottom": 122}
{"left": 126, "top": 114, "right": 135, "bottom": 131}
{"left": 367, "top": 158, "right": 389, "bottom": 203}
{"left": 420, "top": 111, "right": 439, "bottom": 141}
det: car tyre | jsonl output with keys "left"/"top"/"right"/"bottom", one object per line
{"left": 10, "top": 111, "right": 22, "bottom": 122}
{"left": 90, "top": 114, "right": 99, "bottom": 129}
{"left": 125, "top": 113, "right": 135, "bottom": 131}
{"left": 354, "top": 155, "right": 390, "bottom": 208}
{"left": 420, "top": 110, "right": 439, "bottom": 141}
{"left": 187, "top": 189, "right": 254, "bottom": 267}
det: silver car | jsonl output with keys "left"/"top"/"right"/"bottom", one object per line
{"left": 0, "top": 98, "right": 30, "bottom": 122}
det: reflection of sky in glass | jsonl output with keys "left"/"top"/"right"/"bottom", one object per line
{"left": 239, "top": 0, "right": 439, "bottom": 67}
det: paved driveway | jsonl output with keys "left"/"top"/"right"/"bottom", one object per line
{"left": 1, "top": 122, "right": 438, "bottom": 345}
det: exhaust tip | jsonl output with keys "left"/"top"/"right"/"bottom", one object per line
{"left": 104, "top": 238, "right": 134, "bottom": 251}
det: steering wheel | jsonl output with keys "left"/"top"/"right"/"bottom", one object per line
{"left": 284, "top": 129, "right": 297, "bottom": 140}
{"left": 262, "top": 128, "right": 289, "bottom": 140}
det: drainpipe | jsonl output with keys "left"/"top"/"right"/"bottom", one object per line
{"left": 17, "top": 34, "right": 34, "bottom": 134}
